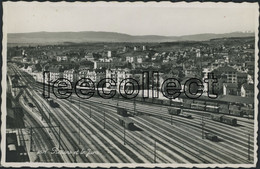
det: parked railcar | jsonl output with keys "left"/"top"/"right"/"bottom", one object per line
{"left": 229, "top": 109, "right": 243, "bottom": 117}
{"left": 205, "top": 133, "right": 218, "bottom": 142}
{"left": 191, "top": 103, "right": 206, "bottom": 111}
{"left": 180, "top": 114, "right": 192, "bottom": 119}
{"left": 211, "top": 115, "right": 237, "bottom": 126}
{"left": 241, "top": 107, "right": 254, "bottom": 118}
{"left": 118, "top": 117, "right": 134, "bottom": 130}
{"left": 117, "top": 107, "right": 128, "bottom": 117}
{"left": 168, "top": 108, "right": 181, "bottom": 115}
{"left": 183, "top": 103, "right": 191, "bottom": 109}
{"left": 153, "top": 98, "right": 163, "bottom": 104}
{"left": 47, "top": 99, "right": 59, "bottom": 108}
{"left": 206, "top": 105, "right": 219, "bottom": 113}
{"left": 135, "top": 97, "right": 143, "bottom": 102}
{"left": 222, "top": 116, "right": 237, "bottom": 126}
{"left": 163, "top": 99, "right": 170, "bottom": 105}
{"left": 211, "top": 115, "right": 222, "bottom": 122}
{"left": 171, "top": 101, "right": 183, "bottom": 107}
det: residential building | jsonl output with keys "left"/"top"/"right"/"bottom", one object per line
{"left": 57, "top": 56, "right": 68, "bottom": 62}
{"left": 213, "top": 66, "right": 238, "bottom": 83}
{"left": 223, "top": 83, "right": 238, "bottom": 96}
{"left": 63, "top": 69, "right": 76, "bottom": 83}
{"left": 137, "top": 57, "right": 143, "bottom": 64}
{"left": 126, "top": 56, "right": 134, "bottom": 63}
{"left": 241, "top": 83, "right": 254, "bottom": 97}
{"left": 48, "top": 65, "right": 63, "bottom": 82}
{"left": 94, "top": 61, "right": 114, "bottom": 69}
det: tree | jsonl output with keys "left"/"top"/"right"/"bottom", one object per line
{"left": 35, "top": 63, "right": 42, "bottom": 72}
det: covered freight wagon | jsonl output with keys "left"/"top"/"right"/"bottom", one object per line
{"left": 222, "top": 116, "right": 237, "bottom": 126}
{"left": 117, "top": 107, "right": 128, "bottom": 117}
{"left": 211, "top": 115, "right": 222, "bottom": 122}
{"left": 118, "top": 117, "right": 134, "bottom": 130}
{"left": 205, "top": 133, "right": 218, "bottom": 142}
{"left": 168, "top": 108, "right": 181, "bottom": 115}
{"left": 211, "top": 115, "right": 237, "bottom": 126}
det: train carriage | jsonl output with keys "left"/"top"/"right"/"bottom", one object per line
{"left": 191, "top": 103, "right": 206, "bottom": 111}
{"left": 146, "top": 98, "right": 153, "bottom": 104}
{"left": 163, "top": 99, "right": 170, "bottom": 105}
{"left": 211, "top": 114, "right": 222, "bottom": 122}
{"left": 46, "top": 98, "right": 59, "bottom": 108}
{"left": 135, "top": 96, "right": 143, "bottom": 102}
{"left": 211, "top": 115, "right": 237, "bottom": 126}
{"left": 168, "top": 107, "right": 181, "bottom": 115}
{"left": 118, "top": 117, "right": 134, "bottom": 130}
{"left": 222, "top": 116, "right": 237, "bottom": 126}
{"left": 171, "top": 101, "right": 183, "bottom": 107}
{"left": 183, "top": 103, "right": 191, "bottom": 109}
{"left": 218, "top": 104, "right": 229, "bottom": 114}
{"left": 205, "top": 133, "right": 218, "bottom": 142}
{"left": 241, "top": 107, "right": 254, "bottom": 118}
{"left": 229, "top": 109, "right": 244, "bottom": 117}
{"left": 206, "top": 105, "right": 219, "bottom": 113}
{"left": 152, "top": 98, "right": 163, "bottom": 104}
{"left": 117, "top": 107, "right": 128, "bottom": 117}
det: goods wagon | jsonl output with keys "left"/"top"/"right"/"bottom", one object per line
{"left": 205, "top": 133, "right": 218, "bottom": 142}
{"left": 191, "top": 103, "right": 206, "bottom": 111}
{"left": 229, "top": 109, "right": 244, "bottom": 117}
{"left": 241, "top": 107, "right": 254, "bottom": 118}
{"left": 180, "top": 114, "right": 193, "bottom": 119}
{"left": 117, "top": 107, "right": 128, "bottom": 117}
{"left": 163, "top": 99, "right": 170, "bottom": 105}
{"left": 206, "top": 105, "right": 219, "bottom": 113}
{"left": 152, "top": 98, "right": 163, "bottom": 104}
{"left": 183, "top": 103, "right": 191, "bottom": 109}
{"left": 168, "top": 108, "right": 181, "bottom": 115}
{"left": 211, "top": 115, "right": 237, "bottom": 126}
{"left": 211, "top": 114, "right": 222, "bottom": 122}
{"left": 118, "top": 117, "right": 134, "bottom": 130}
{"left": 47, "top": 99, "right": 59, "bottom": 108}
{"left": 221, "top": 116, "right": 237, "bottom": 126}
{"left": 171, "top": 101, "right": 183, "bottom": 107}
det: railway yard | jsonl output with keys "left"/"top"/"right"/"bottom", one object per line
{"left": 5, "top": 63, "right": 255, "bottom": 164}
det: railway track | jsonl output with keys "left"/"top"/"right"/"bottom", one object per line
{"left": 11, "top": 64, "right": 255, "bottom": 164}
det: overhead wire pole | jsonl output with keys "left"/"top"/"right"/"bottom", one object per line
{"left": 248, "top": 133, "right": 251, "bottom": 161}
{"left": 154, "top": 139, "right": 157, "bottom": 163}
{"left": 104, "top": 110, "right": 106, "bottom": 129}
{"left": 58, "top": 125, "right": 61, "bottom": 149}
{"left": 30, "top": 127, "right": 33, "bottom": 152}
{"left": 134, "top": 98, "right": 136, "bottom": 115}
{"left": 201, "top": 115, "right": 205, "bottom": 139}
{"left": 78, "top": 97, "right": 81, "bottom": 145}
{"left": 123, "top": 121, "right": 126, "bottom": 145}
{"left": 89, "top": 104, "right": 92, "bottom": 118}
{"left": 78, "top": 118, "right": 81, "bottom": 145}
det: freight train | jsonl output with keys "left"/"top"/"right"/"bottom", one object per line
{"left": 211, "top": 115, "right": 237, "bottom": 126}
{"left": 120, "top": 94, "right": 253, "bottom": 118}
{"left": 168, "top": 108, "right": 193, "bottom": 119}
{"left": 37, "top": 78, "right": 253, "bottom": 118}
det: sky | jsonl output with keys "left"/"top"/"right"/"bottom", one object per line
{"left": 3, "top": 2, "right": 258, "bottom": 36}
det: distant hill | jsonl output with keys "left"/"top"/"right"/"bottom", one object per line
{"left": 7, "top": 31, "right": 254, "bottom": 44}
